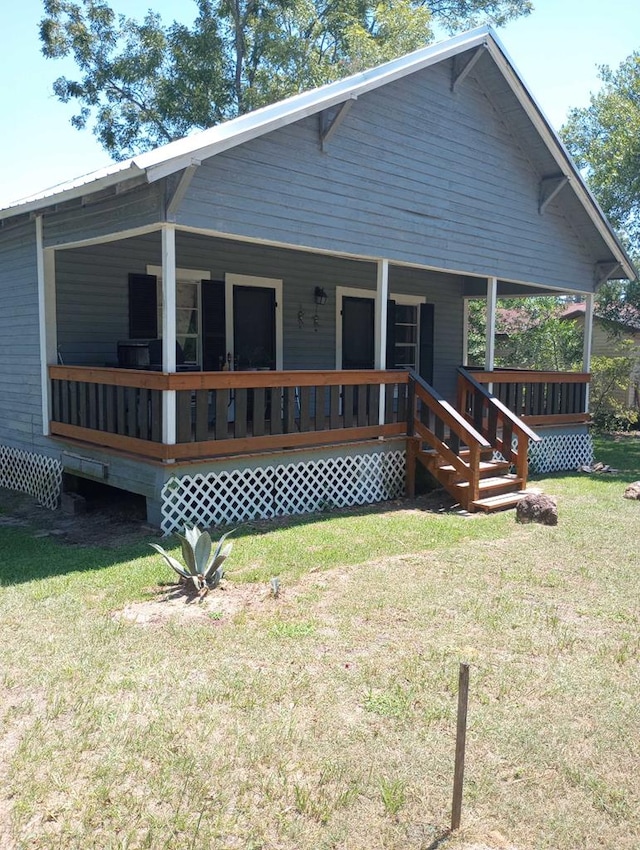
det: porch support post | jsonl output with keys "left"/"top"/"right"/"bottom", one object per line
{"left": 462, "top": 297, "right": 470, "bottom": 367}
{"left": 36, "top": 215, "right": 57, "bottom": 436}
{"left": 485, "top": 277, "right": 497, "bottom": 374}
{"left": 583, "top": 292, "right": 594, "bottom": 411}
{"left": 375, "top": 259, "right": 389, "bottom": 425}
{"left": 162, "top": 224, "right": 177, "bottom": 448}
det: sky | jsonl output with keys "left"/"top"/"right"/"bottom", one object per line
{"left": 1, "top": 0, "right": 639, "bottom": 209}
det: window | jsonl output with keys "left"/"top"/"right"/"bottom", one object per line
{"left": 147, "top": 266, "right": 210, "bottom": 367}
{"left": 393, "top": 303, "right": 419, "bottom": 369}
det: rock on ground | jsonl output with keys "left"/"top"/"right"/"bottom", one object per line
{"left": 516, "top": 493, "right": 558, "bottom": 526}
{"left": 623, "top": 481, "right": 640, "bottom": 500}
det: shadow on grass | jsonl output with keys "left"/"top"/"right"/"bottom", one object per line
{"left": 424, "top": 829, "right": 453, "bottom": 849}
{"left": 592, "top": 432, "right": 640, "bottom": 476}
{"left": 0, "top": 488, "right": 455, "bottom": 588}
{"left": 0, "top": 526, "right": 152, "bottom": 588}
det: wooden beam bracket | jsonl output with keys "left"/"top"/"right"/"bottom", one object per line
{"left": 594, "top": 260, "right": 623, "bottom": 285}
{"left": 319, "top": 95, "right": 357, "bottom": 150}
{"left": 451, "top": 46, "right": 485, "bottom": 92}
{"left": 166, "top": 161, "right": 201, "bottom": 221}
{"left": 538, "top": 174, "right": 568, "bottom": 214}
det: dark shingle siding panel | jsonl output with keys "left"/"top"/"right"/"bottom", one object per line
{"left": 43, "top": 183, "right": 164, "bottom": 248}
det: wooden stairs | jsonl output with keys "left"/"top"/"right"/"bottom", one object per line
{"left": 417, "top": 448, "right": 533, "bottom": 513}
{"left": 406, "top": 369, "right": 543, "bottom": 514}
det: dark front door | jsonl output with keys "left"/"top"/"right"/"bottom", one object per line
{"left": 233, "top": 285, "right": 276, "bottom": 370}
{"left": 342, "top": 296, "right": 375, "bottom": 369}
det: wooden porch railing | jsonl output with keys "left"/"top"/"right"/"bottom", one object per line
{"left": 457, "top": 368, "right": 541, "bottom": 487}
{"left": 49, "top": 366, "right": 410, "bottom": 460}
{"left": 407, "top": 371, "right": 492, "bottom": 505}
{"left": 463, "top": 368, "right": 590, "bottom": 425}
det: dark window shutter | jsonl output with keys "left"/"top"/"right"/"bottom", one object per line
{"left": 419, "top": 303, "right": 435, "bottom": 385}
{"left": 202, "top": 280, "right": 226, "bottom": 370}
{"left": 128, "top": 273, "right": 157, "bottom": 339}
{"left": 386, "top": 300, "right": 397, "bottom": 369}
{"left": 342, "top": 296, "right": 375, "bottom": 369}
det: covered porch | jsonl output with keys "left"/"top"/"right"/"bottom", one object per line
{"left": 40, "top": 226, "right": 596, "bottom": 529}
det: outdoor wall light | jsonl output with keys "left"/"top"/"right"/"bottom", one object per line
{"left": 314, "top": 286, "right": 328, "bottom": 306}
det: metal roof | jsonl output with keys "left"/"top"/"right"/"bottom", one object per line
{"left": 1, "top": 25, "right": 635, "bottom": 280}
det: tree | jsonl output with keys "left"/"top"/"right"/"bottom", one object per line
{"left": 562, "top": 52, "right": 640, "bottom": 258}
{"left": 467, "top": 297, "right": 582, "bottom": 371}
{"left": 590, "top": 351, "right": 639, "bottom": 431}
{"left": 40, "top": 0, "right": 532, "bottom": 160}
{"left": 562, "top": 53, "right": 640, "bottom": 326}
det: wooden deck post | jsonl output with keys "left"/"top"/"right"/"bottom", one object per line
{"left": 451, "top": 662, "right": 470, "bottom": 832}
{"left": 405, "top": 437, "right": 419, "bottom": 497}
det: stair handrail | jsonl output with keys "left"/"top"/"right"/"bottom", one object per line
{"left": 457, "top": 367, "right": 541, "bottom": 487}
{"left": 408, "top": 371, "right": 492, "bottom": 503}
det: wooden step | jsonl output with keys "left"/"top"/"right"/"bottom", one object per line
{"left": 438, "top": 459, "right": 511, "bottom": 479}
{"left": 457, "top": 447, "right": 495, "bottom": 460}
{"left": 457, "top": 474, "right": 522, "bottom": 495}
{"left": 420, "top": 446, "right": 495, "bottom": 460}
{"left": 471, "top": 490, "right": 531, "bottom": 512}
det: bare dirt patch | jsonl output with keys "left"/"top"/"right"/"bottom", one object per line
{"left": 113, "top": 580, "right": 281, "bottom": 625}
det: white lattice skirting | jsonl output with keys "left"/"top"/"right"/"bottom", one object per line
{"left": 161, "top": 450, "right": 406, "bottom": 535}
{"left": 0, "top": 445, "right": 63, "bottom": 510}
{"left": 528, "top": 432, "right": 593, "bottom": 475}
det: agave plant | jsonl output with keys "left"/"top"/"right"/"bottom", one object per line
{"left": 150, "top": 525, "right": 234, "bottom": 597}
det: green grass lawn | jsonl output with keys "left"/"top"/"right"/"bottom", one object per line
{"left": 0, "top": 434, "right": 638, "bottom": 849}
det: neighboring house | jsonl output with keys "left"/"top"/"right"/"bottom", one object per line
{"left": 560, "top": 302, "right": 640, "bottom": 411}
{"left": 0, "top": 26, "right": 636, "bottom": 532}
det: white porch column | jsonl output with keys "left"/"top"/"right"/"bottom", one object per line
{"left": 485, "top": 276, "right": 497, "bottom": 373}
{"left": 161, "top": 224, "right": 177, "bottom": 447}
{"left": 374, "top": 259, "right": 389, "bottom": 425}
{"left": 583, "top": 292, "right": 594, "bottom": 410}
{"left": 462, "top": 297, "right": 470, "bottom": 367}
{"left": 36, "top": 216, "right": 57, "bottom": 436}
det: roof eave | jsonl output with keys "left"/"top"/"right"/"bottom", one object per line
{"left": 0, "top": 162, "right": 145, "bottom": 223}
{"left": 142, "top": 27, "right": 493, "bottom": 183}
{"left": 1, "top": 23, "right": 635, "bottom": 284}
{"left": 484, "top": 37, "right": 637, "bottom": 283}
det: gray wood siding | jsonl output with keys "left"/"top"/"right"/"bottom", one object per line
{"left": 57, "top": 232, "right": 377, "bottom": 371}
{"left": 0, "top": 222, "right": 48, "bottom": 450}
{"left": 179, "top": 61, "right": 597, "bottom": 293}
{"left": 56, "top": 232, "right": 161, "bottom": 366}
{"left": 57, "top": 232, "right": 465, "bottom": 399}
{"left": 43, "top": 182, "right": 164, "bottom": 248}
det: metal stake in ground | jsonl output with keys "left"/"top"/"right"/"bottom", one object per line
{"left": 451, "top": 662, "right": 470, "bottom": 831}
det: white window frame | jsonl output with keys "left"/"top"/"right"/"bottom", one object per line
{"left": 147, "top": 265, "right": 210, "bottom": 367}
{"left": 392, "top": 293, "right": 426, "bottom": 372}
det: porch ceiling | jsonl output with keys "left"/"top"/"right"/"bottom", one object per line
{"left": 462, "top": 277, "right": 577, "bottom": 299}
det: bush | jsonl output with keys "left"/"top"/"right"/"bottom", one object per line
{"left": 590, "top": 354, "right": 640, "bottom": 432}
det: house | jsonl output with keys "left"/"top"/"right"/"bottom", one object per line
{"left": 0, "top": 26, "right": 635, "bottom": 533}
{"left": 560, "top": 302, "right": 640, "bottom": 413}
